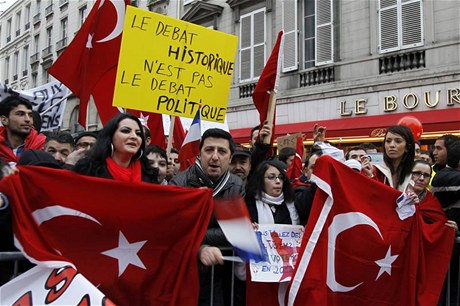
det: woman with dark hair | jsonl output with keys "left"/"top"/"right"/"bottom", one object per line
{"left": 73, "top": 113, "right": 157, "bottom": 183}
{"left": 374, "top": 125, "right": 415, "bottom": 191}
{"left": 245, "top": 160, "right": 299, "bottom": 225}
{"left": 243, "top": 160, "right": 301, "bottom": 305}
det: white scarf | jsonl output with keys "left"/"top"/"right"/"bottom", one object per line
{"left": 256, "top": 192, "right": 300, "bottom": 225}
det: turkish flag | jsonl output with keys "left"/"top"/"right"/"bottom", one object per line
{"left": 252, "top": 30, "right": 283, "bottom": 148}
{"left": 287, "top": 136, "right": 304, "bottom": 180}
{"left": 287, "top": 156, "right": 454, "bottom": 306}
{"left": 0, "top": 166, "right": 213, "bottom": 306}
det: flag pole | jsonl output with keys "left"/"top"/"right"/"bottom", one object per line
{"left": 38, "top": 92, "right": 72, "bottom": 116}
{"left": 166, "top": 115, "right": 176, "bottom": 159}
{"left": 263, "top": 90, "right": 277, "bottom": 144}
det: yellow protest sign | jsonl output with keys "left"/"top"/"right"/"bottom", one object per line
{"left": 113, "top": 6, "right": 238, "bottom": 123}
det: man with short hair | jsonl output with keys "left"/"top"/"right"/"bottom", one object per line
{"left": 170, "top": 128, "right": 244, "bottom": 306}
{"left": 419, "top": 149, "right": 433, "bottom": 165}
{"left": 249, "top": 125, "right": 260, "bottom": 149}
{"left": 346, "top": 145, "right": 374, "bottom": 178}
{"left": 278, "top": 147, "right": 296, "bottom": 168}
{"left": 229, "top": 144, "right": 251, "bottom": 184}
{"left": 0, "top": 96, "right": 45, "bottom": 164}
{"left": 433, "top": 134, "right": 459, "bottom": 172}
{"left": 74, "top": 131, "right": 97, "bottom": 151}
{"left": 44, "top": 131, "right": 75, "bottom": 166}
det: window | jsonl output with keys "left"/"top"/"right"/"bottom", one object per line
{"left": 79, "top": 5, "right": 87, "bottom": 27}
{"left": 282, "top": 0, "right": 298, "bottom": 72}
{"left": 301, "top": 0, "right": 334, "bottom": 68}
{"left": 22, "top": 45, "right": 29, "bottom": 74}
{"left": 379, "top": 0, "right": 423, "bottom": 53}
{"left": 25, "top": 4, "right": 31, "bottom": 29}
{"left": 46, "top": 27, "right": 52, "bottom": 47}
{"left": 5, "top": 57, "right": 10, "bottom": 81}
{"left": 61, "top": 18, "right": 68, "bottom": 39}
{"left": 239, "top": 8, "right": 266, "bottom": 82}
{"left": 303, "top": 0, "right": 315, "bottom": 68}
{"left": 13, "top": 51, "right": 19, "bottom": 80}
{"left": 15, "top": 11, "right": 21, "bottom": 36}
{"left": 34, "top": 34, "right": 40, "bottom": 53}
{"left": 6, "top": 18, "right": 12, "bottom": 42}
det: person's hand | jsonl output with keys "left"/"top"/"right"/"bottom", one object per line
{"left": 313, "top": 124, "right": 326, "bottom": 142}
{"left": 165, "top": 163, "right": 175, "bottom": 181}
{"left": 259, "top": 121, "right": 272, "bottom": 144}
{"left": 252, "top": 222, "right": 259, "bottom": 230}
{"left": 360, "top": 156, "right": 374, "bottom": 178}
{"left": 198, "top": 246, "right": 224, "bottom": 266}
{"left": 65, "top": 148, "right": 87, "bottom": 166}
{"left": 445, "top": 220, "right": 458, "bottom": 231}
{"left": 407, "top": 191, "right": 419, "bottom": 204}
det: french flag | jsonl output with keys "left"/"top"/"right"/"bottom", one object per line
{"left": 178, "top": 109, "right": 201, "bottom": 162}
{"left": 214, "top": 197, "right": 265, "bottom": 262}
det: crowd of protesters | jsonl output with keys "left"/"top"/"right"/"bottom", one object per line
{"left": 0, "top": 94, "right": 459, "bottom": 305}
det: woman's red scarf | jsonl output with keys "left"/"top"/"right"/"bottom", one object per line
{"left": 105, "top": 157, "right": 142, "bottom": 183}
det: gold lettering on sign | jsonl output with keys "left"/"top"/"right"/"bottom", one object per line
{"left": 340, "top": 101, "right": 352, "bottom": 116}
{"left": 384, "top": 95, "right": 398, "bottom": 112}
{"left": 403, "top": 93, "right": 419, "bottom": 109}
{"left": 355, "top": 99, "right": 368, "bottom": 115}
{"left": 371, "top": 128, "right": 387, "bottom": 137}
{"left": 424, "top": 90, "right": 440, "bottom": 108}
{"left": 447, "top": 88, "right": 460, "bottom": 106}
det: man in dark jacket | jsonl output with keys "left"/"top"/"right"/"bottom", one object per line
{"left": 170, "top": 128, "right": 244, "bottom": 306}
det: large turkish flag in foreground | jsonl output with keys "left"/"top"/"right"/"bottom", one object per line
{"left": 288, "top": 156, "right": 454, "bottom": 306}
{"left": 0, "top": 167, "right": 213, "bottom": 306}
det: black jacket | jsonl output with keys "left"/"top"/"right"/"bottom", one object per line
{"left": 170, "top": 165, "right": 244, "bottom": 247}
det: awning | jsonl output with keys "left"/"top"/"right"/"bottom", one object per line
{"left": 229, "top": 108, "right": 460, "bottom": 145}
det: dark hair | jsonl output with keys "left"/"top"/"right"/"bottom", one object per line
{"left": 345, "top": 146, "right": 366, "bottom": 160}
{"left": 46, "top": 131, "right": 75, "bottom": 147}
{"left": 246, "top": 160, "right": 295, "bottom": 202}
{"left": 304, "top": 151, "right": 323, "bottom": 168}
{"left": 413, "top": 159, "right": 432, "bottom": 175}
{"left": 438, "top": 134, "right": 459, "bottom": 150}
{"left": 200, "top": 128, "right": 235, "bottom": 155}
{"left": 0, "top": 95, "right": 33, "bottom": 117}
{"left": 145, "top": 145, "right": 167, "bottom": 161}
{"left": 361, "top": 142, "right": 378, "bottom": 152}
{"left": 80, "top": 113, "right": 155, "bottom": 179}
{"left": 74, "top": 131, "right": 98, "bottom": 146}
{"left": 31, "top": 110, "right": 42, "bottom": 132}
{"left": 169, "top": 148, "right": 179, "bottom": 155}
{"left": 384, "top": 125, "right": 415, "bottom": 187}
{"left": 250, "top": 125, "right": 260, "bottom": 142}
{"left": 143, "top": 126, "right": 151, "bottom": 139}
{"left": 278, "top": 147, "right": 296, "bottom": 164}
{"left": 447, "top": 140, "right": 460, "bottom": 169}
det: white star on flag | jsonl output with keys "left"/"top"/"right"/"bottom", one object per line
{"left": 375, "top": 246, "right": 399, "bottom": 280}
{"left": 101, "top": 231, "right": 147, "bottom": 277}
{"left": 139, "top": 113, "right": 149, "bottom": 127}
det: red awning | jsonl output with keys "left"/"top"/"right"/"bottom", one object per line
{"left": 229, "top": 108, "right": 460, "bottom": 143}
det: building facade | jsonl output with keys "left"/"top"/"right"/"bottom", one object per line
{"left": 0, "top": 0, "right": 458, "bottom": 144}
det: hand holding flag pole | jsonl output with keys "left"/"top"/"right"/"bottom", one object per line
{"left": 252, "top": 30, "right": 284, "bottom": 146}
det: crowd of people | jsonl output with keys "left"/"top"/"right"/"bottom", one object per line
{"left": 0, "top": 94, "right": 459, "bottom": 305}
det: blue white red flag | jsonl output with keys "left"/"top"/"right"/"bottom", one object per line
{"left": 214, "top": 197, "right": 265, "bottom": 262}
{"left": 178, "top": 109, "right": 201, "bottom": 162}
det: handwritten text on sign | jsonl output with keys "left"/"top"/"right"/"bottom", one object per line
{"left": 113, "top": 6, "right": 238, "bottom": 123}
{"left": 250, "top": 224, "right": 304, "bottom": 283}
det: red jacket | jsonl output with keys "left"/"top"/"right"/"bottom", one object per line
{"left": 0, "top": 126, "right": 46, "bottom": 163}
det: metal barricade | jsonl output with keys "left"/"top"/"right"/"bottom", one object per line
{"left": 0, "top": 251, "right": 27, "bottom": 285}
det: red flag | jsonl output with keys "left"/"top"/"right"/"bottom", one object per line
{"left": 178, "top": 110, "right": 201, "bottom": 170}
{"left": 252, "top": 31, "right": 284, "bottom": 146}
{"left": 138, "top": 112, "right": 166, "bottom": 149}
{"left": 287, "top": 156, "right": 454, "bottom": 305}
{"left": 0, "top": 167, "right": 213, "bottom": 306}
{"left": 287, "top": 136, "right": 304, "bottom": 179}
{"left": 48, "top": 0, "right": 129, "bottom": 127}
{"left": 173, "top": 116, "right": 186, "bottom": 149}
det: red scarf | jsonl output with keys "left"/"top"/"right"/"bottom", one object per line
{"left": 0, "top": 127, "right": 46, "bottom": 163}
{"left": 105, "top": 157, "right": 142, "bottom": 183}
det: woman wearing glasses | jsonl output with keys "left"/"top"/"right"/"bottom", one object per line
{"left": 243, "top": 160, "right": 301, "bottom": 305}
{"left": 409, "top": 160, "right": 457, "bottom": 229}
{"left": 374, "top": 125, "right": 415, "bottom": 192}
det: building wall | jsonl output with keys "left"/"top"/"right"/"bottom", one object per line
{"left": 0, "top": 0, "right": 457, "bottom": 137}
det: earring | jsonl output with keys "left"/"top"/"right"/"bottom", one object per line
{"left": 110, "top": 143, "right": 114, "bottom": 157}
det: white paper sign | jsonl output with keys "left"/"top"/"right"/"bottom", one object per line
{"left": 250, "top": 224, "right": 304, "bottom": 283}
